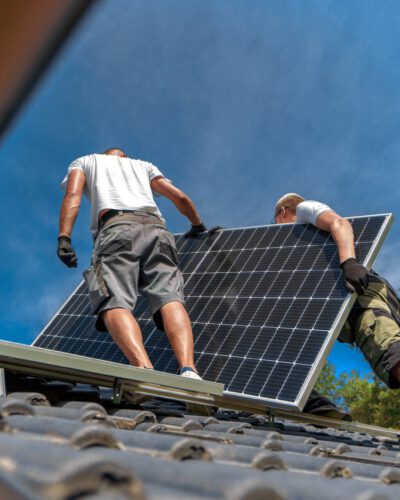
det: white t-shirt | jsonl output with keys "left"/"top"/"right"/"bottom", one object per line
{"left": 61, "top": 154, "right": 165, "bottom": 235}
{"left": 296, "top": 200, "right": 332, "bottom": 225}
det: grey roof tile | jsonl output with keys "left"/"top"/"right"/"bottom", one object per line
{"left": 188, "top": 428, "right": 281, "bottom": 447}
{"left": 0, "top": 385, "right": 399, "bottom": 499}
{"left": 204, "top": 422, "right": 253, "bottom": 433}
{"left": 380, "top": 467, "right": 400, "bottom": 484}
{"left": 204, "top": 441, "right": 287, "bottom": 468}
{"left": 0, "top": 433, "right": 145, "bottom": 499}
{"left": 32, "top": 405, "right": 111, "bottom": 424}
{"left": 61, "top": 400, "right": 107, "bottom": 412}
{"left": 0, "top": 468, "right": 41, "bottom": 500}
{"left": 6, "top": 392, "right": 50, "bottom": 406}
{"left": 158, "top": 416, "right": 204, "bottom": 430}
{"left": 85, "top": 447, "right": 288, "bottom": 499}
{"left": 0, "top": 397, "right": 35, "bottom": 417}
{"left": 111, "top": 408, "right": 157, "bottom": 423}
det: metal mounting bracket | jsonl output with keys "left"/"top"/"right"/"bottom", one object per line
{"left": 112, "top": 378, "right": 124, "bottom": 404}
{"left": 266, "top": 409, "right": 276, "bottom": 426}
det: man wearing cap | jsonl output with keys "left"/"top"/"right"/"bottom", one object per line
{"left": 273, "top": 193, "right": 400, "bottom": 417}
{"left": 57, "top": 148, "right": 209, "bottom": 380}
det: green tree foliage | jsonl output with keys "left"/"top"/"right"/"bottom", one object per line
{"left": 315, "top": 362, "right": 400, "bottom": 429}
{"left": 314, "top": 362, "right": 340, "bottom": 404}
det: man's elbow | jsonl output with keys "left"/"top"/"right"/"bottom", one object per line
{"left": 63, "top": 192, "right": 82, "bottom": 208}
{"left": 331, "top": 217, "right": 352, "bottom": 234}
{"left": 173, "top": 190, "right": 190, "bottom": 205}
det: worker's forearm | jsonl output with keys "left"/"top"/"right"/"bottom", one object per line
{"left": 330, "top": 219, "right": 356, "bottom": 263}
{"left": 59, "top": 194, "right": 81, "bottom": 238}
{"left": 174, "top": 196, "right": 202, "bottom": 226}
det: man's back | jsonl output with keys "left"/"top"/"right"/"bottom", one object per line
{"left": 61, "top": 153, "right": 164, "bottom": 235}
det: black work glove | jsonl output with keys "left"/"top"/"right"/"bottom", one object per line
{"left": 57, "top": 236, "right": 78, "bottom": 268}
{"left": 184, "top": 222, "right": 207, "bottom": 238}
{"left": 340, "top": 258, "right": 369, "bottom": 295}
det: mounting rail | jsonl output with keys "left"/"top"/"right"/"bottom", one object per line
{"left": 0, "top": 341, "right": 223, "bottom": 405}
{"left": 0, "top": 340, "right": 397, "bottom": 440}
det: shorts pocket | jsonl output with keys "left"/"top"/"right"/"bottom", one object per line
{"left": 83, "top": 264, "right": 110, "bottom": 314}
{"left": 96, "top": 225, "right": 132, "bottom": 256}
{"left": 159, "top": 240, "right": 179, "bottom": 265}
{"left": 158, "top": 229, "right": 179, "bottom": 264}
{"left": 98, "top": 238, "right": 132, "bottom": 256}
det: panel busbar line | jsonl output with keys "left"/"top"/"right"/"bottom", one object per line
{"left": 33, "top": 215, "right": 393, "bottom": 410}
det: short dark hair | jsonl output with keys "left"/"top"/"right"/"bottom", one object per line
{"left": 103, "top": 147, "right": 126, "bottom": 156}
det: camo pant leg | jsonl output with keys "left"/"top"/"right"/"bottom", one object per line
{"left": 354, "top": 309, "right": 400, "bottom": 388}
{"left": 352, "top": 276, "right": 400, "bottom": 388}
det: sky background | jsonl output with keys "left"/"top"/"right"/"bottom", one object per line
{"left": 1, "top": 0, "right": 399, "bottom": 379}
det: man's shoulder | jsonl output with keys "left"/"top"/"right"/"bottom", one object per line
{"left": 297, "top": 200, "right": 332, "bottom": 212}
{"left": 298, "top": 199, "right": 327, "bottom": 208}
{"left": 296, "top": 200, "right": 333, "bottom": 224}
{"left": 69, "top": 153, "right": 96, "bottom": 167}
{"left": 132, "top": 158, "right": 156, "bottom": 168}
{"left": 132, "top": 158, "right": 163, "bottom": 177}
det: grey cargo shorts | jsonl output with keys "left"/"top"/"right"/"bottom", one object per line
{"left": 85, "top": 212, "right": 184, "bottom": 332}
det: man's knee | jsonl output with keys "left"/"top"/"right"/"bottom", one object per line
{"left": 153, "top": 301, "right": 187, "bottom": 331}
{"left": 102, "top": 307, "right": 134, "bottom": 325}
{"left": 159, "top": 301, "right": 192, "bottom": 333}
{"left": 160, "top": 300, "right": 185, "bottom": 310}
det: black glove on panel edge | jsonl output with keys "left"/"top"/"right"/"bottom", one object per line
{"left": 184, "top": 222, "right": 207, "bottom": 238}
{"left": 340, "top": 257, "right": 369, "bottom": 295}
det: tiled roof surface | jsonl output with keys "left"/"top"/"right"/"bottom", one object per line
{"left": 0, "top": 376, "right": 399, "bottom": 500}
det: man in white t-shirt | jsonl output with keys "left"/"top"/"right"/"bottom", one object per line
{"left": 273, "top": 193, "right": 400, "bottom": 418}
{"left": 57, "top": 148, "right": 209, "bottom": 381}
{"left": 274, "top": 193, "right": 369, "bottom": 294}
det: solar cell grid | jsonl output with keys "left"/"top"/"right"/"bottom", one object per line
{"left": 33, "top": 215, "right": 392, "bottom": 409}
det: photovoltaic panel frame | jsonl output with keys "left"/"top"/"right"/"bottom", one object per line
{"left": 33, "top": 214, "right": 393, "bottom": 410}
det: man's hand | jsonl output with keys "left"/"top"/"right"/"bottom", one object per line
{"left": 57, "top": 236, "right": 78, "bottom": 268}
{"left": 184, "top": 223, "right": 207, "bottom": 238}
{"left": 340, "top": 258, "right": 369, "bottom": 294}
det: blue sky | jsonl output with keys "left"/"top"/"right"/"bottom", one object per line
{"left": 1, "top": 0, "right": 399, "bottom": 378}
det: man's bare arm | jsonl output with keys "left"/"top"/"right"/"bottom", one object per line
{"left": 59, "top": 169, "right": 86, "bottom": 238}
{"left": 314, "top": 210, "right": 368, "bottom": 294}
{"left": 150, "top": 177, "right": 202, "bottom": 226}
{"left": 313, "top": 211, "right": 355, "bottom": 264}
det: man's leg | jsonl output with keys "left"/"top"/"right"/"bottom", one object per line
{"left": 160, "top": 301, "right": 197, "bottom": 370}
{"left": 355, "top": 311, "right": 400, "bottom": 389}
{"left": 102, "top": 308, "right": 153, "bottom": 368}
{"left": 354, "top": 275, "right": 400, "bottom": 388}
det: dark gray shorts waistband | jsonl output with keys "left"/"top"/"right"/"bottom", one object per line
{"left": 98, "top": 211, "right": 165, "bottom": 230}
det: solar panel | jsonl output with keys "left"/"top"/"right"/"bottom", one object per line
{"left": 33, "top": 215, "right": 393, "bottom": 410}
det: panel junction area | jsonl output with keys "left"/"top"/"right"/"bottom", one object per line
{"left": 34, "top": 215, "right": 392, "bottom": 410}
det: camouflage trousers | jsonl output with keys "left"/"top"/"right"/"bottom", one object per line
{"left": 339, "top": 272, "right": 400, "bottom": 388}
